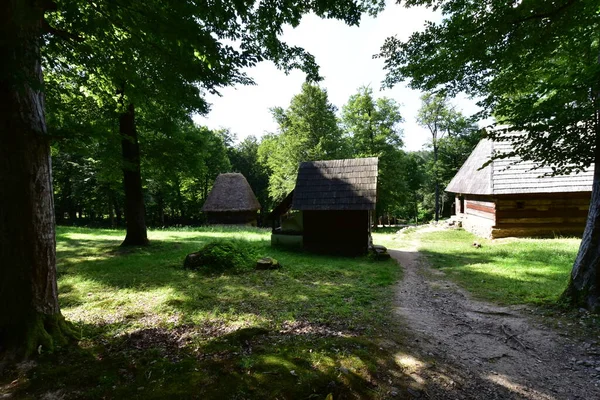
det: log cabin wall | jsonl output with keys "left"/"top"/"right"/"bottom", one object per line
{"left": 492, "top": 192, "right": 591, "bottom": 238}
{"left": 461, "top": 195, "right": 496, "bottom": 238}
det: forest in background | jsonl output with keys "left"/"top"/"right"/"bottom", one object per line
{"left": 50, "top": 81, "right": 480, "bottom": 228}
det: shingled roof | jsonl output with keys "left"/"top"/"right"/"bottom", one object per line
{"left": 446, "top": 138, "right": 593, "bottom": 195}
{"left": 292, "top": 157, "right": 378, "bottom": 211}
{"left": 201, "top": 173, "right": 261, "bottom": 212}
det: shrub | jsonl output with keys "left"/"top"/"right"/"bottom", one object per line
{"left": 184, "top": 239, "right": 258, "bottom": 272}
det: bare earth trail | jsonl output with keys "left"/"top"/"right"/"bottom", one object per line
{"left": 386, "top": 229, "right": 600, "bottom": 399}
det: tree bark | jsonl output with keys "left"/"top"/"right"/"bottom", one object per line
{"left": 156, "top": 191, "right": 165, "bottom": 226}
{"left": 0, "top": 0, "right": 73, "bottom": 361}
{"left": 109, "top": 194, "right": 115, "bottom": 228}
{"left": 433, "top": 142, "right": 440, "bottom": 222}
{"left": 562, "top": 131, "right": 600, "bottom": 311}
{"left": 119, "top": 101, "right": 149, "bottom": 246}
{"left": 114, "top": 197, "right": 122, "bottom": 225}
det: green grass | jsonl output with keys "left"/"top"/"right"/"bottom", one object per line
{"left": 4, "top": 226, "right": 413, "bottom": 399}
{"left": 384, "top": 228, "right": 580, "bottom": 305}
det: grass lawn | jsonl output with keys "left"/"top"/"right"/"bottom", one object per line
{"left": 3, "top": 226, "right": 410, "bottom": 399}
{"left": 380, "top": 227, "right": 581, "bottom": 306}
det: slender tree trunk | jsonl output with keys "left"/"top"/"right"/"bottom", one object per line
{"left": 114, "top": 198, "right": 122, "bottom": 225}
{"left": 119, "top": 101, "right": 148, "bottom": 246}
{"left": 157, "top": 191, "right": 165, "bottom": 226}
{"left": 414, "top": 193, "right": 419, "bottom": 224}
{"left": 0, "top": 0, "right": 73, "bottom": 361}
{"left": 109, "top": 195, "right": 115, "bottom": 228}
{"left": 434, "top": 143, "right": 440, "bottom": 222}
{"left": 176, "top": 180, "right": 186, "bottom": 225}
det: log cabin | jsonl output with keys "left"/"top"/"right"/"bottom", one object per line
{"left": 446, "top": 138, "right": 593, "bottom": 238}
{"left": 201, "top": 173, "right": 261, "bottom": 225}
{"left": 271, "top": 157, "right": 378, "bottom": 255}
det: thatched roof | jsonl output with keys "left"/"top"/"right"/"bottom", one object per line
{"left": 446, "top": 137, "right": 593, "bottom": 195}
{"left": 292, "top": 157, "right": 378, "bottom": 211}
{"left": 201, "top": 173, "right": 261, "bottom": 212}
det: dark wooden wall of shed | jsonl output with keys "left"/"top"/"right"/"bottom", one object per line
{"left": 206, "top": 211, "right": 258, "bottom": 226}
{"left": 303, "top": 210, "right": 369, "bottom": 255}
{"left": 493, "top": 192, "right": 591, "bottom": 238}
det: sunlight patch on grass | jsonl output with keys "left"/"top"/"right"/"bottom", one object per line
{"left": 383, "top": 228, "right": 580, "bottom": 305}
{"left": 0, "top": 225, "right": 410, "bottom": 399}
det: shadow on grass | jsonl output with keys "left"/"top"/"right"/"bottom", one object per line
{"left": 1, "top": 301, "right": 550, "bottom": 400}
{"left": 420, "top": 247, "right": 573, "bottom": 304}
{"left": 1, "top": 241, "right": 568, "bottom": 399}
{"left": 3, "top": 324, "right": 406, "bottom": 399}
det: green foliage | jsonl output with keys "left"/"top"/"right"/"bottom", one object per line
{"left": 228, "top": 136, "right": 271, "bottom": 217}
{"left": 341, "top": 86, "right": 406, "bottom": 219}
{"left": 380, "top": 0, "right": 600, "bottom": 171}
{"left": 414, "top": 93, "right": 481, "bottom": 220}
{"left": 43, "top": 0, "right": 387, "bottom": 228}
{"left": 49, "top": 113, "right": 233, "bottom": 226}
{"left": 259, "top": 82, "right": 348, "bottom": 201}
{"left": 342, "top": 86, "right": 404, "bottom": 155}
{"left": 190, "top": 239, "right": 259, "bottom": 273}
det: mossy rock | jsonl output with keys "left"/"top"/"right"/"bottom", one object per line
{"left": 183, "top": 240, "right": 257, "bottom": 272}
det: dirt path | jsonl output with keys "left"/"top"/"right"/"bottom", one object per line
{"left": 388, "top": 230, "right": 600, "bottom": 400}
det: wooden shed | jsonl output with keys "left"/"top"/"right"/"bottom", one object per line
{"left": 272, "top": 157, "right": 378, "bottom": 255}
{"left": 201, "top": 173, "right": 261, "bottom": 225}
{"left": 446, "top": 138, "right": 593, "bottom": 238}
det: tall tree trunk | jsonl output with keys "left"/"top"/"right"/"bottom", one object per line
{"left": 157, "top": 191, "right": 165, "bottom": 226}
{"left": 562, "top": 55, "right": 600, "bottom": 311}
{"left": 434, "top": 143, "right": 440, "bottom": 222}
{"left": 562, "top": 130, "right": 600, "bottom": 310}
{"left": 109, "top": 194, "right": 115, "bottom": 228}
{"left": 0, "top": 0, "right": 73, "bottom": 360}
{"left": 114, "top": 198, "right": 122, "bottom": 225}
{"left": 119, "top": 101, "right": 148, "bottom": 246}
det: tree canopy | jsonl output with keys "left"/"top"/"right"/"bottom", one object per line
{"left": 341, "top": 86, "right": 406, "bottom": 220}
{"left": 379, "top": 0, "right": 599, "bottom": 171}
{"left": 259, "top": 82, "right": 347, "bottom": 201}
{"left": 1, "top": 0, "right": 387, "bottom": 358}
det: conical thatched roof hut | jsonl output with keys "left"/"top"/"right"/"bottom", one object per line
{"left": 202, "top": 173, "right": 261, "bottom": 225}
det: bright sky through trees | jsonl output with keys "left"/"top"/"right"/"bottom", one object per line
{"left": 195, "top": 2, "right": 480, "bottom": 151}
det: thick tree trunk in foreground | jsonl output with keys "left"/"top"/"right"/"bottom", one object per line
{"left": 0, "top": 0, "right": 73, "bottom": 361}
{"left": 563, "top": 135, "right": 600, "bottom": 311}
{"left": 120, "top": 102, "right": 148, "bottom": 246}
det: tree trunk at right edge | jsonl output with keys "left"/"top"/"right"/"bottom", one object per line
{"left": 0, "top": 0, "right": 73, "bottom": 361}
{"left": 434, "top": 143, "right": 440, "bottom": 222}
{"left": 563, "top": 133, "right": 600, "bottom": 311}
{"left": 120, "top": 102, "right": 148, "bottom": 246}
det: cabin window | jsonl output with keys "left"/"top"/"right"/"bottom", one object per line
{"left": 516, "top": 201, "right": 525, "bottom": 209}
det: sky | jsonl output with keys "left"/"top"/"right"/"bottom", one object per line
{"left": 194, "top": 2, "right": 481, "bottom": 152}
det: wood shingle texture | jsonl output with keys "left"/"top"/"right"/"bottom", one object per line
{"left": 446, "top": 135, "right": 593, "bottom": 239}
{"left": 292, "top": 157, "right": 378, "bottom": 211}
{"left": 446, "top": 138, "right": 594, "bottom": 195}
{"left": 202, "top": 173, "right": 261, "bottom": 212}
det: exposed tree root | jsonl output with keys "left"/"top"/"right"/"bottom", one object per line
{"left": 1, "top": 313, "right": 78, "bottom": 368}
